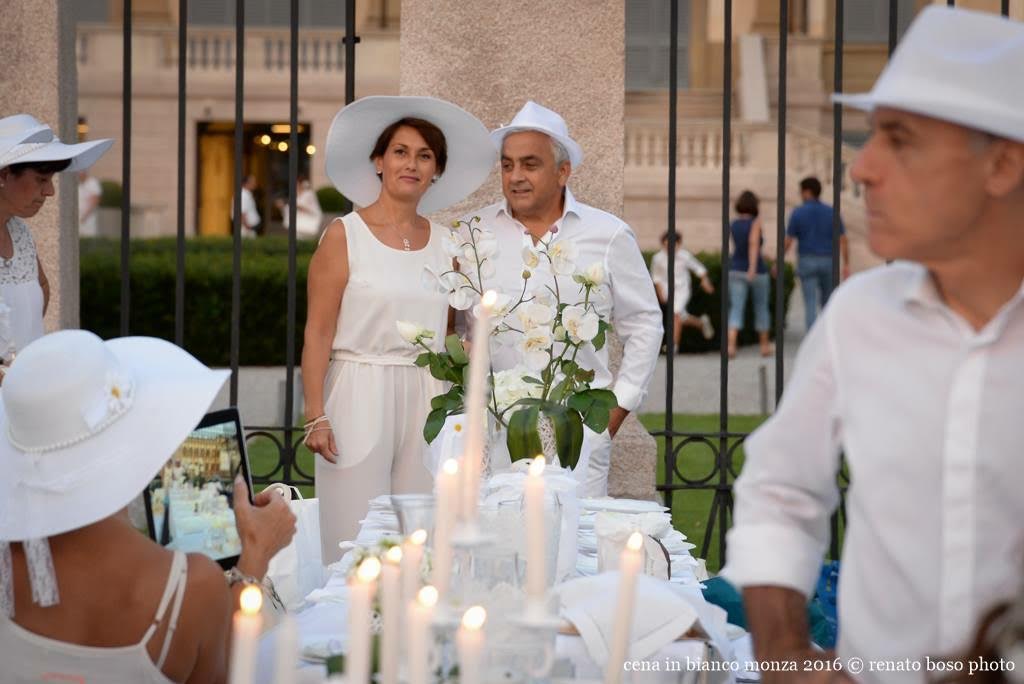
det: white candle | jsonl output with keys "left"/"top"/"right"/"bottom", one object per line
{"left": 456, "top": 605, "right": 487, "bottom": 684}
{"left": 380, "top": 546, "right": 403, "bottom": 684}
{"left": 347, "top": 557, "right": 382, "bottom": 684}
{"left": 525, "top": 455, "right": 547, "bottom": 617}
{"left": 461, "top": 290, "right": 496, "bottom": 524}
{"left": 432, "top": 458, "right": 458, "bottom": 601}
{"left": 401, "top": 529, "right": 427, "bottom": 605}
{"left": 407, "top": 585, "right": 438, "bottom": 684}
{"left": 228, "top": 585, "right": 262, "bottom": 684}
{"left": 604, "top": 532, "right": 645, "bottom": 684}
{"left": 271, "top": 613, "right": 298, "bottom": 684}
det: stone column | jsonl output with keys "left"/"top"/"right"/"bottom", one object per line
{"left": 0, "top": 0, "right": 79, "bottom": 331}
{"left": 400, "top": 0, "right": 659, "bottom": 500}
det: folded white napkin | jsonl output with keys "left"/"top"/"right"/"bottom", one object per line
{"left": 557, "top": 572, "right": 699, "bottom": 666}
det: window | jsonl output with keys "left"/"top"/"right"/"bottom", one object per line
{"left": 626, "top": 0, "right": 691, "bottom": 91}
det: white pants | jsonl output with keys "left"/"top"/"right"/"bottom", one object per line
{"left": 578, "top": 428, "right": 613, "bottom": 497}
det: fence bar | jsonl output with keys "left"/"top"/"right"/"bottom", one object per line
{"left": 340, "top": 0, "right": 359, "bottom": 214}
{"left": 283, "top": 0, "right": 300, "bottom": 483}
{"left": 662, "top": 0, "right": 680, "bottom": 514}
{"left": 888, "top": 0, "right": 898, "bottom": 56}
{"left": 1003, "top": 0, "right": 1010, "bottom": 16}
{"left": 715, "top": 0, "right": 734, "bottom": 567}
{"left": 774, "top": 0, "right": 788, "bottom": 403}
{"left": 120, "top": 0, "right": 132, "bottom": 336}
{"left": 175, "top": 0, "right": 187, "bottom": 346}
{"left": 830, "top": 0, "right": 845, "bottom": 560}
{"left": 230, "top": 0, "right": 244, "bottom": 404}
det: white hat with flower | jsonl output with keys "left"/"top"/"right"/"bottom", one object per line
{"left": 0, "top": 330, "right": 229, "bottom": 541}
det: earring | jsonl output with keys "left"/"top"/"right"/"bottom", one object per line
{"left": 431, "top": 176, "right": 439, "bottom": 184}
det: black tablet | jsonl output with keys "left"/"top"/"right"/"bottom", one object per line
{"left": 139, "top": 407, "right": 255, "bottom": 569}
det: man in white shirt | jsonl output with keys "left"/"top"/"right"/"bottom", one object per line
{"left": 239, "top": 174, "right": 260, "bottom": 238}
{"left": 720, "top": 7, "right": 1024, "bottom": 682}
{"left": 467, "top": 101, "right": 662, "bottom": 497}
{"left": 77, "top": 171, "right": 101, "bottom": 237}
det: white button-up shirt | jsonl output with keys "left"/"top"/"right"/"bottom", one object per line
{"left": 722, "top": 262, "right": 1024, "bottom": 683}
{"left": 467, "top": 188, "right": 663, "bottom": 412}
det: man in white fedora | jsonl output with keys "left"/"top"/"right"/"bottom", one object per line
{"left": 721, "top": 6, "right": 1024, "bottom": 681}
{"left": 467, "top": 101, "right": 662, "bottom": 497}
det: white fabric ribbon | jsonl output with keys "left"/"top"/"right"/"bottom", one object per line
{"left": 0, "top": 538, "right": 60, "bottom": 618}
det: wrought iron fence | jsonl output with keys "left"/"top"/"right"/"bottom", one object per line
{"left": 110, "top": 0, "right": 1011, "bottom": 569}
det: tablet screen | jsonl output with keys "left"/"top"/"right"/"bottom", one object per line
{"left": 137, "top": 408, "right": 254, "bottom": 567}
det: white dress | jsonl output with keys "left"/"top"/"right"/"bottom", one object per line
{"left": 315, "top": 212, "right": 450, "bottom": 562}
{"left": 0, "top": 218, "right": 45, "bottom": 359}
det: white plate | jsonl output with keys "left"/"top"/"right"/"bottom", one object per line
{"left": 579, "top": 498, "right": 669, "bottom": 514}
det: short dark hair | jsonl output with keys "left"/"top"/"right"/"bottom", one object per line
{"left": 7, "top": 159, "right": 73, "bottom": 176}
{"left": 800, "top": 176, "right": 822, "bottom": 198}
{"left": 370, "top": 117, "right": 447, "bottom": 175}
{"left": 660, "top": 230, "right": 682, "bottom": 245}
{"left": 734, "top": 190, "right": 759, "bottom": 217}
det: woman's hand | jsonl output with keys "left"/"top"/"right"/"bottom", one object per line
{"left": 233, "top": 478, "right": 297, "bottom": 579}
{"left": 304, "top": 416, "right": 339, "bottom": 463}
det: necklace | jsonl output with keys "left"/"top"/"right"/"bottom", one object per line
{"left": 390, "top": 222, "right": 418, "bottom": 251}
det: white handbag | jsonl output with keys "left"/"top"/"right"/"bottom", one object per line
{"left": 264, "top": 484, "right": 324, "bottom": 611}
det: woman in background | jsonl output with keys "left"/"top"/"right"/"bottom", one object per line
{"left": 727, "top": 190, "right": 772, "bottom": 358}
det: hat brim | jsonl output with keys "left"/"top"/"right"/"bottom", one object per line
{"left": 489, "top": 125, "right": 584, "bottom": 169}
{"left": 324, "top": 96, "right": 495, "bottom": 215}
{"left": 831, "top": 92, "right": 876, "bottom": 112}
{"left": 11, "top": 138, "right": 114, "bottom": 172}
{"left": 0, "top": 337, "right": 229, "bottom": 541}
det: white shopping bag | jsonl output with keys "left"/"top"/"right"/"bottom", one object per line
{"left": 264, "top": 484, "right": 324, "bottom": 611}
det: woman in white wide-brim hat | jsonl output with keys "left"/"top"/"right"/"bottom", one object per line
{"left": 302, "top": 96, "right": 494, "bottom": 561}
{"left": 0, "top": 330, "right": 296, "bottom": 682}
{"left": 0, "top": 114, "right": 113, "bottom": 376}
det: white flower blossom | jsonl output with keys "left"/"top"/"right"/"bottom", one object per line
{"left": 580, "top": 261, "right": 606, "bottom": 287}
{"left": 547, "top": 239, "right": 578, "bottom": 275}
{"left": 562, "top": 305, "right": 600, "bottom": 343}
{"left": 517, "top": 327, "right": 553, "bottom": 371}
{"left": 396, "top": 321, "right": 435, "bottom": 345}
{"left": 448, "top": 285, "right": 475, "bottom": 311}
{"left": 479, "top": 258, "right": 496, "bottom": 279}
{"left": 474, "top": 232, "right": 499, "bottom": 260}
{"left": 104, "top": 372, "right": 134, "bottom": 415}
{"left": 442, "top": 229, "right": 466, "bottom": 259}
{"left": 516, "top": 302, "right": 556, "bottom": 332}
{"left": 522, "top": 246, "right": 541, "bottom": 269}
{"left": 492, "top": 367, "right": 543, "bottom": 412}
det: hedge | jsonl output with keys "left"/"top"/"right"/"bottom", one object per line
{"left": 641, "top": 250, "right": 795, "bottom": 353}
{"left": 80, "top": 238, "right": 793, "bottom": 366}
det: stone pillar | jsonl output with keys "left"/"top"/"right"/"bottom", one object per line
{"left": 400, "top": 0, "right": 659, "bottom": 500}
{"left": 0, "top": 0, "right": 79, "bottom": 331}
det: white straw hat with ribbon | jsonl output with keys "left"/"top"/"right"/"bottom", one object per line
{"left": 0, "top": 114, "right": 113, "bottom": 172}
{"left": 0, "top": 330, "right": 229, "bottom": 542}
{"left": 324, "top": 96, "right": 495, "bottom": 214}
{"left": 490, "top": 101, "right": 584, "bottom": 168}
{"left": 832, "top": 6, "right": 1024, "bottom": 143}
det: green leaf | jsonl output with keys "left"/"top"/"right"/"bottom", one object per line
{"left": 427, "top": 355, "right": 448, "bottom": 382}
{"left": 507, "top": 406, "right": 542, "bottom": 462}
{"left": 567, "top": 389, "right": 618, "bottom": 433}
{"left": 575, "top": 367, "right": 595, "bottom": 383}
{"left": 423, "top": 406, "right": 450, "bottom": 444}
{"left": 548, "top": 375, "right": 572, "bottom": 403}
{"left": 414, "top": 352, "right": 431, "bottom": 368}
{"left": 547, "top": 409, "right": 584, "bottom": 471}
{"left": 522, "top": 375, "right": 545, "bottom": 386}
{"left": 444, "top": 333, "right": 469, "bottom": 366}
{"left": 592, "top": 327, "right": 606, "bottom": 351}
{"left": 560, "top": 360, "right": 579, "bottom": 376}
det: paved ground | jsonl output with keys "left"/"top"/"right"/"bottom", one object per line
{"left": 640, "top": 287, "right": 808, "bottom": 415}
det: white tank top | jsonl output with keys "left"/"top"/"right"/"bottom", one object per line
{"left": 0, "top": 551, "right": 188, "bottom": 683}
{"left": 330, "top": 212, "right": 451, "bottom": 362}
{"left": 0, "top": 218, "right": 45, "bottom": 356}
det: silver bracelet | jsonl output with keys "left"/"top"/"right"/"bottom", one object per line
{"left": 224, "top": 568, "right": 285, "bottom": 611}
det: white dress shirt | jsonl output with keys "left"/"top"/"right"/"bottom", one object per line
{"left": 651, "top": 247, "right": 707, "bottom": 313}
{"left": 721, "top": 262, "right": 1024, "bottom": 683}
{"left": 468, "top": 188, "right": 663, "bottom": 412}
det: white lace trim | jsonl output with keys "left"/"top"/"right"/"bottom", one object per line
{"left": 0, "top": 539, "right": 60, "bottom": 618}
{"left": 0, "top": 218, "right": 39, "bottom": 286}
{"left": 0, "top": 543, "right": 12, "bottom": 618}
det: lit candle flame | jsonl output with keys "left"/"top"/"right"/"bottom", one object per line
{"left": 462, "top": 605, "right": 487, "bottom": 631}
{"left": 442, "top": 458, "right": 459, "bottom": 476}
{"left": 626, "top": 531, "right": 644, "bottom": 552}
{"left": 528, "top": 455, "right": 546, "bottom": 477}
{"left": 410, "top": 529, "right": 428, "bottom": 545}
{"left": 240, "top": 585, "right": 263, "bottom": 615}
{"left": 481, "top": 290, "right": 498, "bottom": 309}
{"left": 356, "top": 557, "right": 383, "bottom": 583}
{"left": 385, "top": 546, "right": 403, "bottom": 564}
{"left": 417, "top": 585, "right": 439, "bottom": 608}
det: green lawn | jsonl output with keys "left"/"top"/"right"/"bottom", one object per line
{"left": 246, "top": 414, "right": 773, "bottom": 574}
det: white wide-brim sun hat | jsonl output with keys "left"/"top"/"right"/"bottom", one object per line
{"left": 832, "top": 6, "right": 1024, "bottom": 143}
{"left": 324, "top": 96, "right": 496, "bottom": 215}
{"left": 0, "top": 113, "right": 113, "bottom": 172}
{"left": 0, "top": 330, "right": 229, "bottom": 542}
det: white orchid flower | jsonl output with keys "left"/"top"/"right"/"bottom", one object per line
{"left": 396, "top": 321, "right": 435, "bottom": 345}
{"left": 421, "top": 265, "right": 449, "bottom": 294}
{"left": 580, "top": 261, "right": 606, "bottom": 287}
{"left": 448, "top": 285, "right": 475, "bottom": 311}
{"left": 547, "top": 239, "right": 578, "bottom": 275}
{"left": 442, "top": 229, "right": 466, "bottom": 259}
{"left": 522, "top": 246, "right": 541, "bottom": 269}
{"left": 474, "top": 232, "right": 499, "bottom": 259}
{"left": 516, "top": 302, "right": 556, "bottom": 332}
{"left": 479, "top": 258, "right": 496, "bottom": 280}
{"left": 472, "top": 292, "right": 514, "bottom": 328}
{"left": 562, "top": 305, "right": 600, "bottom": 343}
{"left": 517, "top": 327, "right": 554, "bottom": 371}
{"left": 531, "top": 289, "right": 556, "bottom": 309}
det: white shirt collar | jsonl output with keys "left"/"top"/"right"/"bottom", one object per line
{"left": 497, "top": 186, "right": 582, "bottom": 224}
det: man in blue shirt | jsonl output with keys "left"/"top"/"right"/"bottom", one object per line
{"left": 784, "top": 177, "right": 850, "bottom": 330}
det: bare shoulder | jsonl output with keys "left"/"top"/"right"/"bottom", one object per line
{"left": 183, "top": 553, "right": 231, "bottom": 607}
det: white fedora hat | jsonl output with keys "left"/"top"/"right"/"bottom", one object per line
{"left": 490, "top": 101, "right": 584, "bottom": 168}
{"left": 324, "top": 96, "right": 495, "bottom": 215}
{"left": 0, "top": 330, "right": 229, "bottom": 541}
{"left": 833, "top": 6, "right": 1024, "bottom": 143}
{"left": 0, "top": 114, "right": 113, "bottom": 172}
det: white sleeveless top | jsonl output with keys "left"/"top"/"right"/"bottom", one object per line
{"left": 0, "top": 551, "right": 188, "bottom": 683}
{"left": 0, "top": 218, "right": 45, "bottom": 357}
{"left": 331, "top": 212, "right": 450, "bottom": 361}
